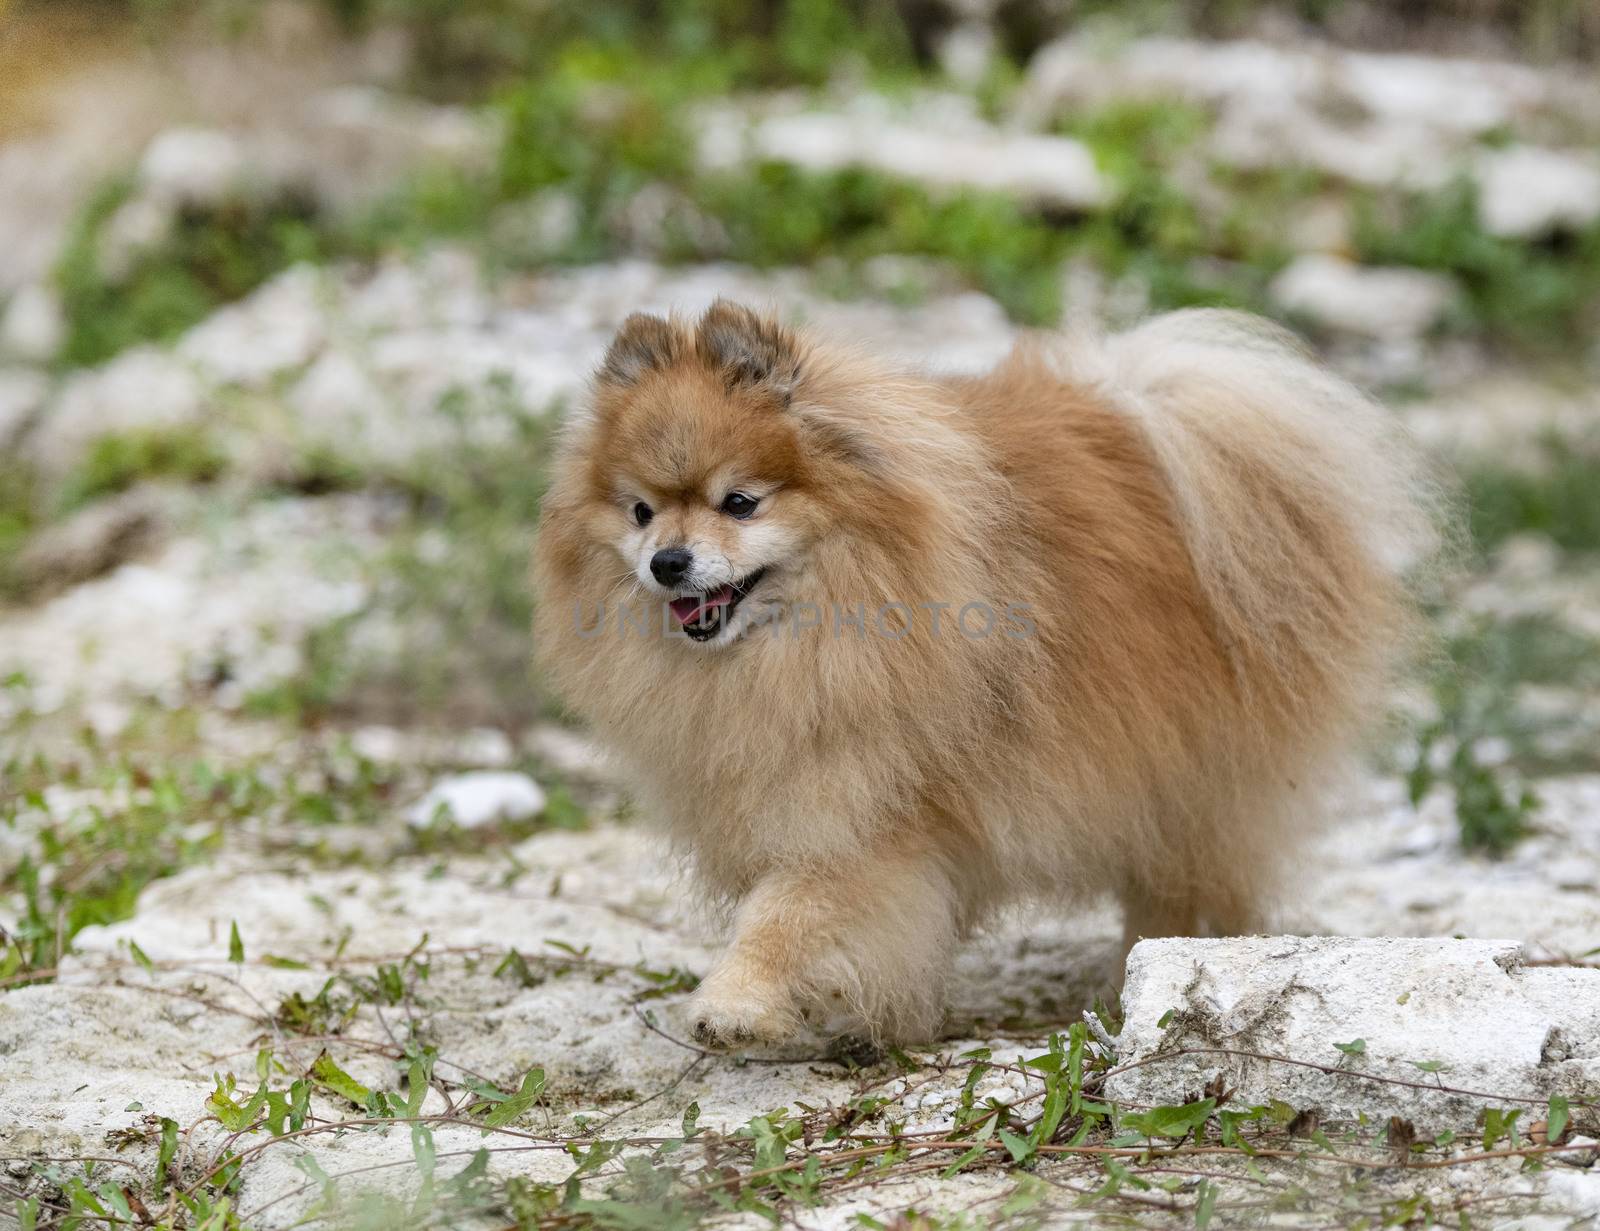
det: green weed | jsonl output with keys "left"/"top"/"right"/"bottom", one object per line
{"left": 1462, "top": 438, "right": 1600, "bottom": 556}
{"left": 1406, "top": 612, "right": 1600, "bottom": 853}
{"left": 0, "top": 742, "right": 400, "bottom": 980}
{"left": 245, "top": 379, "right": 556, "bottom": 729}
{"left": 55, "top": 179, "right": 327, "bottom": 369}
{"left": 1353, "top": 180, "right": 1600, "bottom": 355}
{"left": 57, "top": 427, "right": 228, "bottom": 511}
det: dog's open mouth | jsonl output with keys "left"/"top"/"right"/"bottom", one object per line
{"left": 668, "top": 568, "right": 768, "bottom": 641}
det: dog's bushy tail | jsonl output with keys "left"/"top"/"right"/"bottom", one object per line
{"left": 1051, "top": 309, "right": 1447, "bottom": 718}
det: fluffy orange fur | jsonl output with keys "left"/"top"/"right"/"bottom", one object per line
{"left": 533, "top": 301, "right": 1440, "bottom": 1045}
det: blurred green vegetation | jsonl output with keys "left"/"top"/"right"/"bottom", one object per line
{"left": 59, "top": 427, "right": 227, "bottom": 509}
{"left": 0, "top": 707, "right": 591, "bottom": 980}
{"left": 0, "top": 459, "right": 39, "bottom": 602}
{"left": 1463, "top": 437, "right": 1600, "bottom": 558}
{"left": 244, "top": 377, "right": 559, "bottom": 730}
{"left": 55, "top": 178, "right": 328, "bottom": 368}
{"left": 48, "top": 0, "right": 1600, "bottom": 364}
{"left": 1407, "top": 610, "right": 1600, "bottom": 854}
{"left": 1354, "top": 182, "right": 1600, "bottom": 357}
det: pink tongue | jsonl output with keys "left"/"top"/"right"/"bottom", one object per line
{"left": 669, "top": 586, "right": 734, "bottom": 626}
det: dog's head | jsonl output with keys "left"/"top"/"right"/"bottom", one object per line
{"left": 571, "top": 300, "right": 839, "bottom": 646}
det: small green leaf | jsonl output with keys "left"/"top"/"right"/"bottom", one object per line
{"left": 481, "top": 1067, "right": 546, "bottom": 1129}
{"left": 228, "top": 921, "right": 244, "bottom": 965}
{"left": 940, "top": 1143, "right": 986, "bottom": 1179}
{"left": 294, "top": 1152, "right": 335, "bottom": 1199}
{"left": 262, "top": 954, "right": 311, "bottom": 970}
{"left": 404, "top": 1058, "right": 430, "bottom": 1119}
{"left": 1194, "top": 1179, "right": 1219, "bottom": 1228}
{"left": 207, "top": 1078, "right": 267, "bottom": 1132}
{"left": 1483, "top": 1107, "right": 1521, "bottom": 1152}
{"left": 310, "top": 1053, "right": 372, "bottom": 1106}
{"left": 128, "top": 940, "right": 154, "bottom": 976}
{"left": 1121, "top": 1097, "right": 1217, "bottom": 1140}
{"left": 411, "top": 1123, "right": 436, "bottom": 1190}
{"left": 998, "top": 1128, "right": 1034, "bottom": 1164}
{"left": 1333, "top": 1038, "right": 1366, "bottom": 1057}
{"left": 1409, "top": 1059, "right": 1449, "bottom": 1074}
{"left": 155, "top": 1117, "right": 179, "bottom": 1196}
{"left": 1000, "top": 1174, "right": 1049, "bottom": 1216}
{"left": 1157, "top": 1008, "right": 1176, "bottom": 1029}
{"left": 1547, "top": 1095, "right": 1570, "bottom": 1145}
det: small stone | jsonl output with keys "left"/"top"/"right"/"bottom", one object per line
{"left": 605, "top": 184, "right": 729, "bottom": 258}
{"left": 286, "top": 347, "right": 392, "bottom": 457}
{"left": 937, "top": 24, "right": 996, "bottom": 91}
{"left": 456, "top": 728, "right": 514, "bottom": 768}
{"left": 699, "top": 97, "right": 1106, "bottom": 212}
{"left": 16, "top": 487, "right": 171, "bottom": 594}
{"left": 1269, "top": 254, "right": 1456, "bottom": 339}
{"left": 178, "top": 265, "right": 327, "bottom": 387}
{"left": 97, "top": 194, "right": 178, "bottom": 282}
{"left": 489, "top": 191, "right": 582, "bottom": 263}
{"left": 26, "top": 347, "right": 205, "bottom": 477}
{"left": 407, "top": 772, "right": 547, "bottom": 829}
{"left": 0, "top": 284, "right": 66, "bottom": 363}
{"left": 139, "top": 128, "right": 249, "bottom": 207}
{"left": 1476, "top": 146, "right": 1600, "bottom": 240}
{"left": 0, "top": 367, "right": 48, "bottom": 447}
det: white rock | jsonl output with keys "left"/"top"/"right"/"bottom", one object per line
{"left": 1476, "top": 146, "right": 1600, "bottom": 239}
{"left": 1018, "top": 37, "right": 1595, "bottom": 192}
{"left": 698, "top": 95, "right": 1106, "bottom": 211}
{"left": 0, "top": 283, "right": 66, "bottom": 363}
{"left": 0, "top": 367, "right": 48, "bottom": 446}
{"left": 16, "top": 485, "right": 172, "bottom": 592}
{"left": 178, "top": 265, "right": 328, "bottom": 387}
{"left": 287, "top": 346, "right": 393, "bottom": 455}
{"left": 490, "top": 190, "right": 583, "bottom": 262}
{"left": 344, "top": 249, "right": 491, "bottom": 333}
{"left": 937, "top": 24, "right": 996, "bottom": 91}
{"left": 1269, "top": 254, "right": 1456, "bottom": 339}
{"left": 1110, "top": 937, "right": 1600, "bottom": 1127}
{"left": 407, "top": 772, "right": 547, "bottom": 829}
{"left": 0, "top": 496, "right": 376, "bottom": 708}
{"left": 1020, "top": 37, "right": 1559, "bottom": 141}
{"left": 139, "top": 128, "right": 249, "bottom": 207}
{"left": 98, "top": 193, "right": 178, "bottom": 281}
{"left": 27, "top": 346, "right": 206, "bottom": 475}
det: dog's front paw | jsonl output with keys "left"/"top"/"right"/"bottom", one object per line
{"left": 686, "top": 983, "right": 801, "bottom": 1050}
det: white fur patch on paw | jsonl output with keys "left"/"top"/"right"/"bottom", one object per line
{"left": 685, "top": 987, "right": 799, "bottom": 1049}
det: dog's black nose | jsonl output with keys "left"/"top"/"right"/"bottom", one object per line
{"left": 650, "top": 547, "right": 693, "bottom": 585}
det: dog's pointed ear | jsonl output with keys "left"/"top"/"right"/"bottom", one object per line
{"left": 695, "top": 300, "right": 801, "bottom": 403}
{"left": 598, "top": 313, "right": 683, "bottom": 387}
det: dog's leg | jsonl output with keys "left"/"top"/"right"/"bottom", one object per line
{"left": 1117, "top": 882, "right": 1263, "bottom": 974}
{"left": 688, "top": 846, "right": 958, "bottom": 1047}
{"left": 1119, "top": 889, "right": 1199, "bottom": 956}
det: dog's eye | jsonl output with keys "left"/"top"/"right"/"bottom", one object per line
{"left": 721, "top": 492, "right": 759, "bottom": 519}
{"left": 633, "top": 502, "right": 653, "bottom": 527}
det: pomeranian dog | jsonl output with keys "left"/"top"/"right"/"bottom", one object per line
{"left": 533, "top": 300, "right": 1439, "bottom": 1046}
